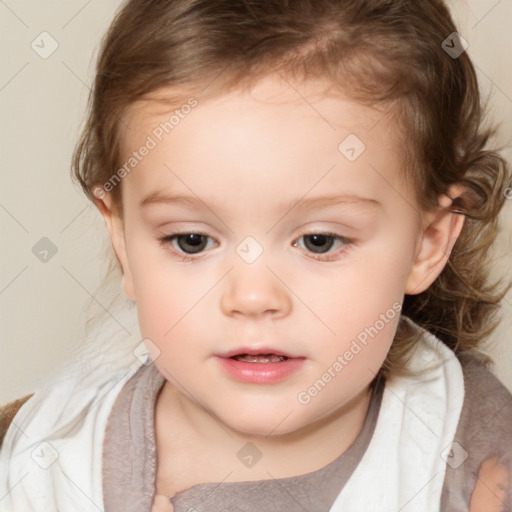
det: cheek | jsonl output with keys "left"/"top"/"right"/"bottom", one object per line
{"left": 309, "top": 248, "right": 410, "bottom": 373}
{"left": 350, "top": 236, "right": 415, "bottom": 311}
{"left": 126, "top": 241, "right": 190, "bottom": 336}
{"left": 127, "top": 218, "right": 413, "bottom": 364}
{"left": 133, "top": 270, "right": 202, "bottom": 340}
{"left": 128, "top": 256, "right": 223, "bottom": 366}
{"left": 318, "top": 247, "right": 410, "bottom": 326}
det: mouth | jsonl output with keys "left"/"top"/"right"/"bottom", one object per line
{"left": 216, "top": 347, "right": 299, "bottom": 362}
{"left": 229, "top": 353, "right": 289, "bottom": 363}
{"left": 214, "top": 347, "right": 305, "bottom": 384}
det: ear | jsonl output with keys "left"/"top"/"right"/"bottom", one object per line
{"left": 405, "top": 184, "right": 467, "bottom": 295}
{"left": 93, "top": 188, "right": 136, "bottom": 301}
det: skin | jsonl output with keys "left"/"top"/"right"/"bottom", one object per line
{"left": 470, "top": 456, "right": 511, "bottom": 512}
{"left": 96, "top": 74, "right": 465, "bottom": 510}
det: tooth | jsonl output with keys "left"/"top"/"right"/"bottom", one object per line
{"left": 235, "top": 354, "right": 287, "bottom": 363}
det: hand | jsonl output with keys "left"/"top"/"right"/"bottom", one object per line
{"left": 151, "top": 494, "right": 174, "bottom": 512}
{"left": 469, "top": 455, "right": 510, "bottom": 512}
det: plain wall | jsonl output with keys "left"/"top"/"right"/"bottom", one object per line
{"left": 1, "top": 0, "right": 511, "bottom": 404}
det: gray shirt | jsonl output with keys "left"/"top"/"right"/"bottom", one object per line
{"left": 102, "top": 352, "right": 512, "bottom": 511}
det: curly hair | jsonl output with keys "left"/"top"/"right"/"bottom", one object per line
{"left": 71, "top": 0, "right": 511, "bottom": 385}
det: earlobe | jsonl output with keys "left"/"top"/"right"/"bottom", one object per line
{"left": 405, "top": 186, "right": 466, "bottom": 295}
{"left": 93, "top": 191, "right": 136, "bottom": 301}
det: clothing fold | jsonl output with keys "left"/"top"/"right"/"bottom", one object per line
{"left": 0, "top": 312, "right": 470, "bottom": 512}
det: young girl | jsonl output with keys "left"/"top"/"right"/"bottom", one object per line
{"left": 1, "top": 0, "right": 511, "bottom": 510}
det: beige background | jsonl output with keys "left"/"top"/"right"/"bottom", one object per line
{"left": 0, "top": 0, "right": 511, "bottom": 404}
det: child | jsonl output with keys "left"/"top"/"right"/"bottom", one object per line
{"left": 1, "top": 0, "right": 511, "bottom": 510}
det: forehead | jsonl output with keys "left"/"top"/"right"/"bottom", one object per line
{"left": 120, "top": 75, "right": 396, "bottom": 146}
{"left": 117, "top": 75, "right": 409, "bottom": 208}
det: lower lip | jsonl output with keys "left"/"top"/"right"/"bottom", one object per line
{"left": 215, "top": 356, "right": 305, "bottom": 384}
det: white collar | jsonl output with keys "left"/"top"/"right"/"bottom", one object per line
{"left": 0, "top": 311, "right": 463, "bottom": 512}
{"left": 329, "top": 320, "right": 464, "bottom": 511}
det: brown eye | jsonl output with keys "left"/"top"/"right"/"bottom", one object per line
{"left": 159, "top": 232, "right": 215, "bottom": 258}
{"left": 175, "top": 233, "right": 208, "bottom": 254}
{"left": 293, "top": 232, "right": 353, "bottom": 261}
{"left": 302, "top": 234, "right": 336, "bottom": 253}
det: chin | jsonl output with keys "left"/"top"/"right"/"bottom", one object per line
{"left": 215, "top": 407, "right": 306, "bottom": 438}
{"left": 229, "top": 421, "right": 294, "bottom": 438}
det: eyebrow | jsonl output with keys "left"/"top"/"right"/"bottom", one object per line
{"left": 140, "top": 191, "right": 381, "bottom": 213}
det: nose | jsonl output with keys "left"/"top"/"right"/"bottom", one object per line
{"left": 220, "top": 260, "right": 293, "bottom": 319}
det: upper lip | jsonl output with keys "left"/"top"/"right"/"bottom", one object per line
{"left": 216, "top": 346, "right": 302, "bottom": 359}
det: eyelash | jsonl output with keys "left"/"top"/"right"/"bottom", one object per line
{"left": 157, "top": 231, "right": 353, "bottom": 262}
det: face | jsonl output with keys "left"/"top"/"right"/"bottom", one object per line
{"left": 99, "top": 75, "right": 462, "bottom": 438}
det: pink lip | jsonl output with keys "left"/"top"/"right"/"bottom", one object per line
{"left": 216, "top": 346, "right": 299, "bottom": 359}
{"left": 214, "top": 353, "right": 305, "bottom": 384}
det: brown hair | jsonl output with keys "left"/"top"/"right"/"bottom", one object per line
{"left": 72, "top": 0, "right": 511, "bottom": 384}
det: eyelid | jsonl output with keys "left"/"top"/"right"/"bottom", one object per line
{"left": 292, "top": 230, "right": 353, "bottom": 261}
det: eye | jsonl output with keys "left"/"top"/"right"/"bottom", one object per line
{"left": 293, "top": 232, "right": 353, "bottom": 261}
{"left": 158, "top": 232, "right": 216, "bottom": 260}
{"left": 158, "top": 231, "right": 353, "bottom": 262}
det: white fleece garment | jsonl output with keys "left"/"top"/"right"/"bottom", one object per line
{"left": 0, "top": 311, "right": 464, "bottom": 512}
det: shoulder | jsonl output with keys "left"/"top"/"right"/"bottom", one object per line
{"left": 0, "top": 394, "right": 33, "bottom": 449}
{"left": 103, "top": 361, "right": 164, "bottom": 510}
{"left": 457, "top": 351, "right": 512, "bottom": 443}
{"left": 441, "top": 351, "right": 512, "bottom": 511}
{"left": 0, "top": 363, "right": 143, "bottom": 510}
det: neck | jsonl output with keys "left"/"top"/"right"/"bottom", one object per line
{"left": 156, "top": 380, "right": 373, "bottom": 481}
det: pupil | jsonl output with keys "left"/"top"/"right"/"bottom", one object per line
{"left": 178, "top": 234, "right": 206, "bottom": 253}
{"left": 305, "top": 234, "right": 333, "bottom": 253}
{"left": 186, "top": 234, "right": 202, "bottom": 245}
